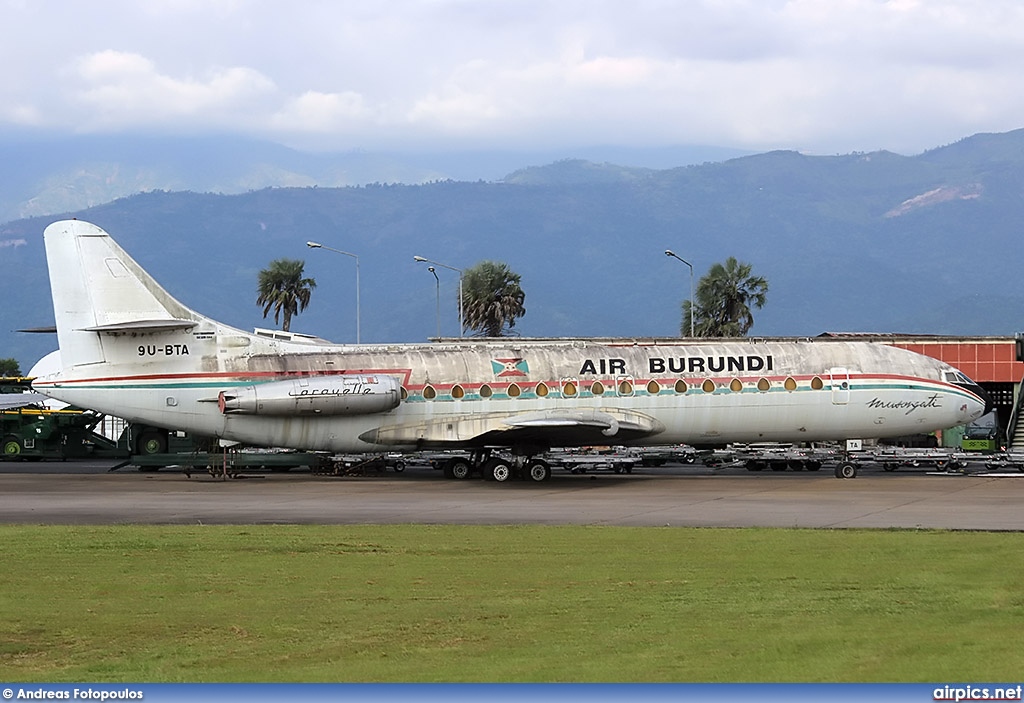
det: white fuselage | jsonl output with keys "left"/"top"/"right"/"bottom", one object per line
{"left": 35, "top": 331, "right": 988, "bottom": 452}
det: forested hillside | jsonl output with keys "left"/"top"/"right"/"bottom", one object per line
{"left": 3, "top": 129, "right": 1023, "bottom": 372}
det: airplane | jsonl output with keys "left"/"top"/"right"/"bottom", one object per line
{"left": 0, "top": 392, "right": 48, "bottom": 411}
{"left": 32, "top": 219, "right": 992, "bottom": 482}
{"left": 0, "top": 376, "right": 48, "bottom": 410}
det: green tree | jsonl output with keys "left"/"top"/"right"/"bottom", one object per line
{"left": 0, "top": 358, "right": 21, "bottom": 377}
{"left": 682, "top": 257, "right": 768, "bottom": 337}
{"left": 256, "top": 259, "right": 316, "bottom": 332}
{"left": 462, "top": 260, "right": 526, "bottom": 337}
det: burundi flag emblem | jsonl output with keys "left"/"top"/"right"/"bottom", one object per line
{"left": 492, "top": 358, "right": 529, "bottom": 377}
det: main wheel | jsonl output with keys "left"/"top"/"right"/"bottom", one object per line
{"left": 444, "top": 457, "right": 473, "bottom": 480}
{"left": 484, "top": 457, "right": 514, "bottom": 483}
{"left": 523, "top": 460, "right": 551, "bottom": 483}
{"left": 834, "top": 462, "right": 857, "bottom": 479}
{"left": 3, "top": 435, "right": 23, "bottom": 459}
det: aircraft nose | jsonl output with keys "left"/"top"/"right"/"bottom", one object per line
{"left": 957, "top": 381, "right": 994, "bottom": 417}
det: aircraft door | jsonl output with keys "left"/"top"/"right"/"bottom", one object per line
{"left": 829, "top": 368, "right": 850, "bottom": 405}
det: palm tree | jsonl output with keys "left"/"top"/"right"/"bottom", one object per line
{"left": 461, "top": 260, "right": 526, "bottom": 337}
{"left": 682, "top": 257, "right": 768, "bottom": 337}
{"left": 256, "top": 259, "right": 316, "bottom": 332}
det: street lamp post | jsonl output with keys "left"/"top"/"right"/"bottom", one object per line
{"left": 665, "top": 249, "right": 694, "bottom": 337}
{"left": 307, "top": 241, "right": 361, "bottom": 344}
{"left": 413, "top": 256, "right": 463, "bottom": 337}
{"left": 428, "top": 266, "right": 440, "bottom": 338}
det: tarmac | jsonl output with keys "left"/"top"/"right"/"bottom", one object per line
{"left": 1, "top": 459, "right": 1023, "bottom": 529}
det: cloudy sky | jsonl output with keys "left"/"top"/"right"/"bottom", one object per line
{"left": 3, "top": 0, "right": 1023, "bottom": 156}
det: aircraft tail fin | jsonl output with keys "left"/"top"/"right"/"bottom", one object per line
{"left": 43, "top": 220, "right": 203, "bottom": 369}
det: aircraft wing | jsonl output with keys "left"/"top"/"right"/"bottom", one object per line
{"left": 359, "top": 407, "right": 665, "bottom": 448}
{"left": 0, "top": 393, "right": 48, "bottom": 410}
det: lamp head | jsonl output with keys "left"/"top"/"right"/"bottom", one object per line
{"left": 413, "top": 255, "right": 428, "bottom": 262}
{"left": 664, "top": 249, "right": 674, "bottom": 257}
{"left": 428, "top": 266, "right": 435, "bottom": 272}
{"left": 306, "top": 241, "right": 322, "bottom": 249}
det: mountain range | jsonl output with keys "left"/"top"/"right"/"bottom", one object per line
{"left": 2, "top": 129, "right": 1023, "bottom": 374}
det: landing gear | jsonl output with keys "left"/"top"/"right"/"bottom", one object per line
{"left": 483, "top": 457, "right": 515, "bottom": 482}
{"left": 442, "top": 450, "right": 553, "bottom": 483}
{"left": 443, "top": 456, "right": 474, "bottom": 480}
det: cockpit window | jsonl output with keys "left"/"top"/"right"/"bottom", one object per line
{"left": 943, "top": 370, "right": 974, "bottom": 385}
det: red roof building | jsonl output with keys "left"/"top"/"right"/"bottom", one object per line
{"left": 890, "top": 337, "right": 1024, "bottom": 384}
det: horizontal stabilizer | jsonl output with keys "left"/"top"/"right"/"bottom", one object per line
{"left": 81, "top": 319, "right": 198, "bottom": 333}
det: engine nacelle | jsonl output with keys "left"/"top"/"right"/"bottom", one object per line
{"left": 218, "top": 375, "right": 402, "bottom": 416}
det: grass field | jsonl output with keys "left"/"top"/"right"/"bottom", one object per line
{"left": 2, "top": 524, "right": 1023, "bottom": 682}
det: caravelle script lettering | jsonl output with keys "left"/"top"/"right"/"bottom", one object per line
{"left": 289, "top": 386, "right": 374, "bottom": 397}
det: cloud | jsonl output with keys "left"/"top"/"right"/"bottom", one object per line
{"left": 270, "top": 91, "right": 374, "bottom": 133}
{"left": 1, "top": 0, "right": 1024, "bottom": 153}
{"left": 0, "top": 103, "right": 42, "bottom": 126}
{"left": 70, "top": 50, "right": 276, "bottom": 130}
